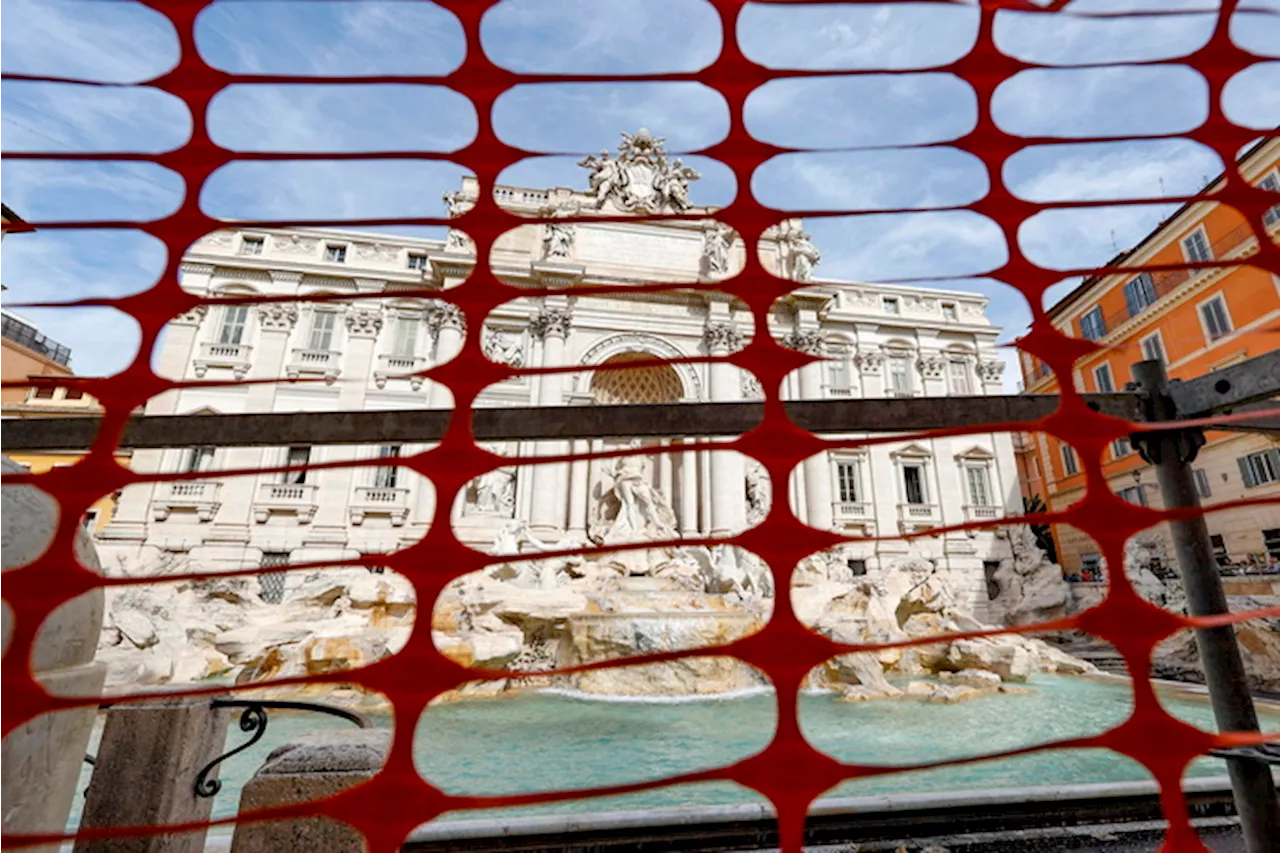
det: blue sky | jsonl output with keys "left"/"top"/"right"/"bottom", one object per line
{"left": 2, "top": 0, "right": 1278, "bottom": 386}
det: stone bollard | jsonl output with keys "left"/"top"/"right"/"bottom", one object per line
{"left": 230, "top": 730, "right": 389, "bottom": 853}
{"left": 75, "top": 696, "right": 231, "bottom": 853}
{"left": 1, "top": 456, "right": 107, "bottom": 853}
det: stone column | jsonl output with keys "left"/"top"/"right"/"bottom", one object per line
{"left": 527, "top": 307, "right": 573, "bottom": 538}
{"left": 785, "top": 330, "right": 834, "bottom": 531}
{"left": 426, "top": 301, "right": 465, "bottom": 410}
{"left": 705, "top": 322, "right": 746, "bottom": 537}
{"left": 678, "top": 439, "right": 699, "bottom": 536}
{"left": 567, "top": 438, "right": 590, "bottom": 539}
{"left": 322, "top": 305, "right": 384, "bottom": 531}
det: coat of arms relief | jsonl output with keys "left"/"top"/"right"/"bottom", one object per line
{"left": 577, "top": 128, "right": 701, "bottom": 215}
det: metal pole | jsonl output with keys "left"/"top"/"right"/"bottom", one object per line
{"left": 1129, "top": 359, "right": 1280, "bottom": 853}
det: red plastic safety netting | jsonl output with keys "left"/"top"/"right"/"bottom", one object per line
{"left": 3, "top": 0, "right": 1280, "bottom": 851}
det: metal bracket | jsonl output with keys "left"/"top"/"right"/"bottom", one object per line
{"left": 193, "top": 699, "right": 371, "bottom": 799}
{"left": 1209, "top": 743, "right": 1280, "bottom": 766}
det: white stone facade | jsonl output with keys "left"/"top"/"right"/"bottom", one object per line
{"left": 98, "top": 131, "right": 1018, "bottom": 614}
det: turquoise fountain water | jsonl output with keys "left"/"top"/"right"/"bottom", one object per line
{"left": 67, "top": 675, "right": 1280, "bottom": 831}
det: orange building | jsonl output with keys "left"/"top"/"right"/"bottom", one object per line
{"left": 1020, "top": 138, "right": 1280, "bottom": 574}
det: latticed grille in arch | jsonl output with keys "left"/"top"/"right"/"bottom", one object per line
{"left": 590, "top": 352, "right": 685, "bottom": 405}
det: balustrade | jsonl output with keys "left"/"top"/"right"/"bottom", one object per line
{"left": 193, "top": 342, "right": 252, "bottom": 379}
{"left": 253, "top": 481, "right": 319, "bottom": 523}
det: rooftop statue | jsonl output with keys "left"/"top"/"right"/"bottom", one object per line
{"left": 578, "top": 128, "right": 702, "bottom": 215}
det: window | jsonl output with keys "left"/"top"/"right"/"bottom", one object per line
{"left": 374, "top": 445, "right": 401, "bottom": 489}
{"left": 902, "top": 464, "right": 926, "bottom": 505}
{"left": 308, "top": 310, "right": 337, "bottom": 351}
{"left": 1061, "top": 443, "right": 1079, "bottom": 476}
{"left": 887, "top": 354, "right": 911, "bottom": 394}
{"left": 324, "top": 244, "right": 347, "bottom": 263}
{"left": 941, "top": 302, "right": 958, "bottom": 321}
{"left": 835, "top": 459, "right": 861, "bottom": 503}
{"left": 1079, "top": 306, "right": 1106, "bottom": 341}
{"left": 259, "top": 552, "right": 290, "bottom": 604}
{"left": 1239, "top": 449, "right": 1280, "bottom": 488}
{"left": 181, "top": 445, "right": 215, "bottom": 473}
{"left": 1111, "top": 437, "right": 1132, "bottom": 459}
{"left": 1261, "top": 172, "right": 1280, "bottom": 226}
{"left": 826, "top": 351, "right": 851, "bottom": 392}
{"left": 1210, "top": 534, "right": 1229, "bottom": 564}
{"left": 1264, "top": 528, "right": 1280, "bottom": 559}
{"left": 32, "top": 386, "right": 56, "bottom": 399}
{"left": 1181, "top": 228, "right": 1212, "bottom": 263}
{"left": 1139, "top": 332, "right": 1166, "bottom": 364}
{"left": 1093, "top": 363, "right": 1115, "bottom": 393}
{"left": 1193, "top": 467, "right": 1212, "bottom": 498}
{"left": 1117, "top": 485, "right": 1147, "bottom": 506}
{"left": 282, "top": 446, "right": 311, "bottom": 484}
{"left": 883, "top": 296, "right": 900, "bottom": 315}
{"left": 1198, "top": 294, "right": 1232, "bottom": 342}
{"left": 392, "top": 315, "right": 419, "bottom": 358}
{"left": 948, "top": 359, "right": 971, "bottom": 395}
{"left": 1123, "top": 273, "right": 1157, "bottom": 318}
{"left": 965, "top": 465, "right": 992, "bottom": 506}
{"left": 64, "top": 387, "right": 84, "bottom": 400}
{"left": 407, "top": 253, "right": 428, "bottom": 270}
{"left": 240, "top": 236, "right": 264, "bottom": 256}
{"left": 218, "top": 304, "right": 249, "bottom": 345}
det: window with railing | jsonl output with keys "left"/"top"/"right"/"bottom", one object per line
{"left": 835, "top": 460, "right": 860, "bottom": 503}
{"left": 887, "top": 354, "right": 912, "bottom": 395}
{"left": 308, "top": 310, "right": 338, "bottom": 350}
{"left": 1261, "top": 172, "right": 1280, "bottom": 226}
{"left": 902, "top": 463, "right": 927, "bottom": 505}
{"left": 283, "top": 446, "right": 311, "bottom": 484}
{"left": 1181, "top": 227, "right": 1213, "bottom": 263}
{"left": 180, "top": 445, "right": 216, "bottom": 474}
{"left": 374, "top": 445, "right": 401, "bottom": 488}
{"left": 391, "top": 315, "right": 419, "bottom": 359}
{"left": 1079, "top": 306, "right": 1106, "bottom": 341}
{"left": 964, "top": 464, "right": 993, "bottom": 506}
{"left": 1122, "top": 273, "right": 1157, "bottom": 319}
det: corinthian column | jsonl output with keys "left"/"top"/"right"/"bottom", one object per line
{"left": 784, "top": 330, "right": 834, "bottom": 531}
{"left": 705, "top": 321, "right": 746, "bottom": 536}
{"left": 527, "top": 307, "right": 573, "bottom": 537}
{"left": 426, "top": 301, "right": 465, "bottom": 409}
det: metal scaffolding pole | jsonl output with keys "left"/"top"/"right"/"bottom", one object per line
{"left": 1130, "top": 359, "right": 1280, "bottom": 853}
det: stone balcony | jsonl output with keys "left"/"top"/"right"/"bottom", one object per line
{"left": 373, "top": 354, "right": 428, "bottom": 390}
{"left": 826, "top": 386, "right": 854, "bottom": 398}
{"left": 193, "top": 342, "right": 252, "bottom": 379}
{"left": 151, "top": 481, "right": 221, "bottom": 522}
{"left": 897, "top": 501, "right": 940, "bottom": 531}
{"left": 253, "top": 481, "right": 319, "bottom": 524}
{"left": 963, "top": 504, "right": 1002, "bottom": 524}
{"left": 286, "top": 349, "right": 341, "bottom": 384}
{"left": 831, "top": 499, "right": 875, "bottom": 534}
{"left": 349, "top": 486, "right": 411, "bottom": 526}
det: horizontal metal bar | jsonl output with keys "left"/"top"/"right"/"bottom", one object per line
{"left": 1169, "top": 350, "right": 1280, "bottom": 418}
{"left": 0, "top": 394, "right": 1142, "bottom": 451}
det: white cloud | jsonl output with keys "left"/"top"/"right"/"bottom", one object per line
{"left": 0, "top": 0, "right": 177, "bottom": 83}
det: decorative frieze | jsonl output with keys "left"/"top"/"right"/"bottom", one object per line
{"left": 703, "top": 322, "right": 744, "bottom": 354}
{"left": 345, "top": 307, "right": 383, "bottom": 338}
{"left": 271, "top": 235, "right": 319, "bottom": 256}
{"left": 268, "top": 270, "right": 303, "bottom": 287}
{"left": 256, "top": 303, "right": 299, "bottom": 332}
{"left": 530, "top": 308, "right": 573, "bottom": 340}
{"left": 353, "top": 242, "right": 399, "bottom": 263}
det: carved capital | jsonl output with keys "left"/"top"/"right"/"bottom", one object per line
{"left": 256, "top": 302, "right": 298, "bottom": 332}
{"left": 531, "top": 308, "right": 572, "bottom": 340}
{"left": 916, "top": 354, "right": 947, "bottom": 380}
{"left": 855, "top": 350, "right": 884, "bottom": 373}
{"left": 173, "top": 305, "right": 208, "bottom": 327}
{"left": 345, "top": 306, "right": 383, "bottom": 338}
{"left": 427, "top": 301, "right": 466, "bottom": 335}
{"left": 703, "top": 322, "right": 743, "bottom": 353}
{"left": 781, "top": 330, "right": 824, "bottom": 355}
{"left": 976, "top": 359, "right": 1006, "bottom": 383}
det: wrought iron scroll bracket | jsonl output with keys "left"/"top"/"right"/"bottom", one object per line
{"left": 193, "top": 699, "right": 370, "bottom": 799}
